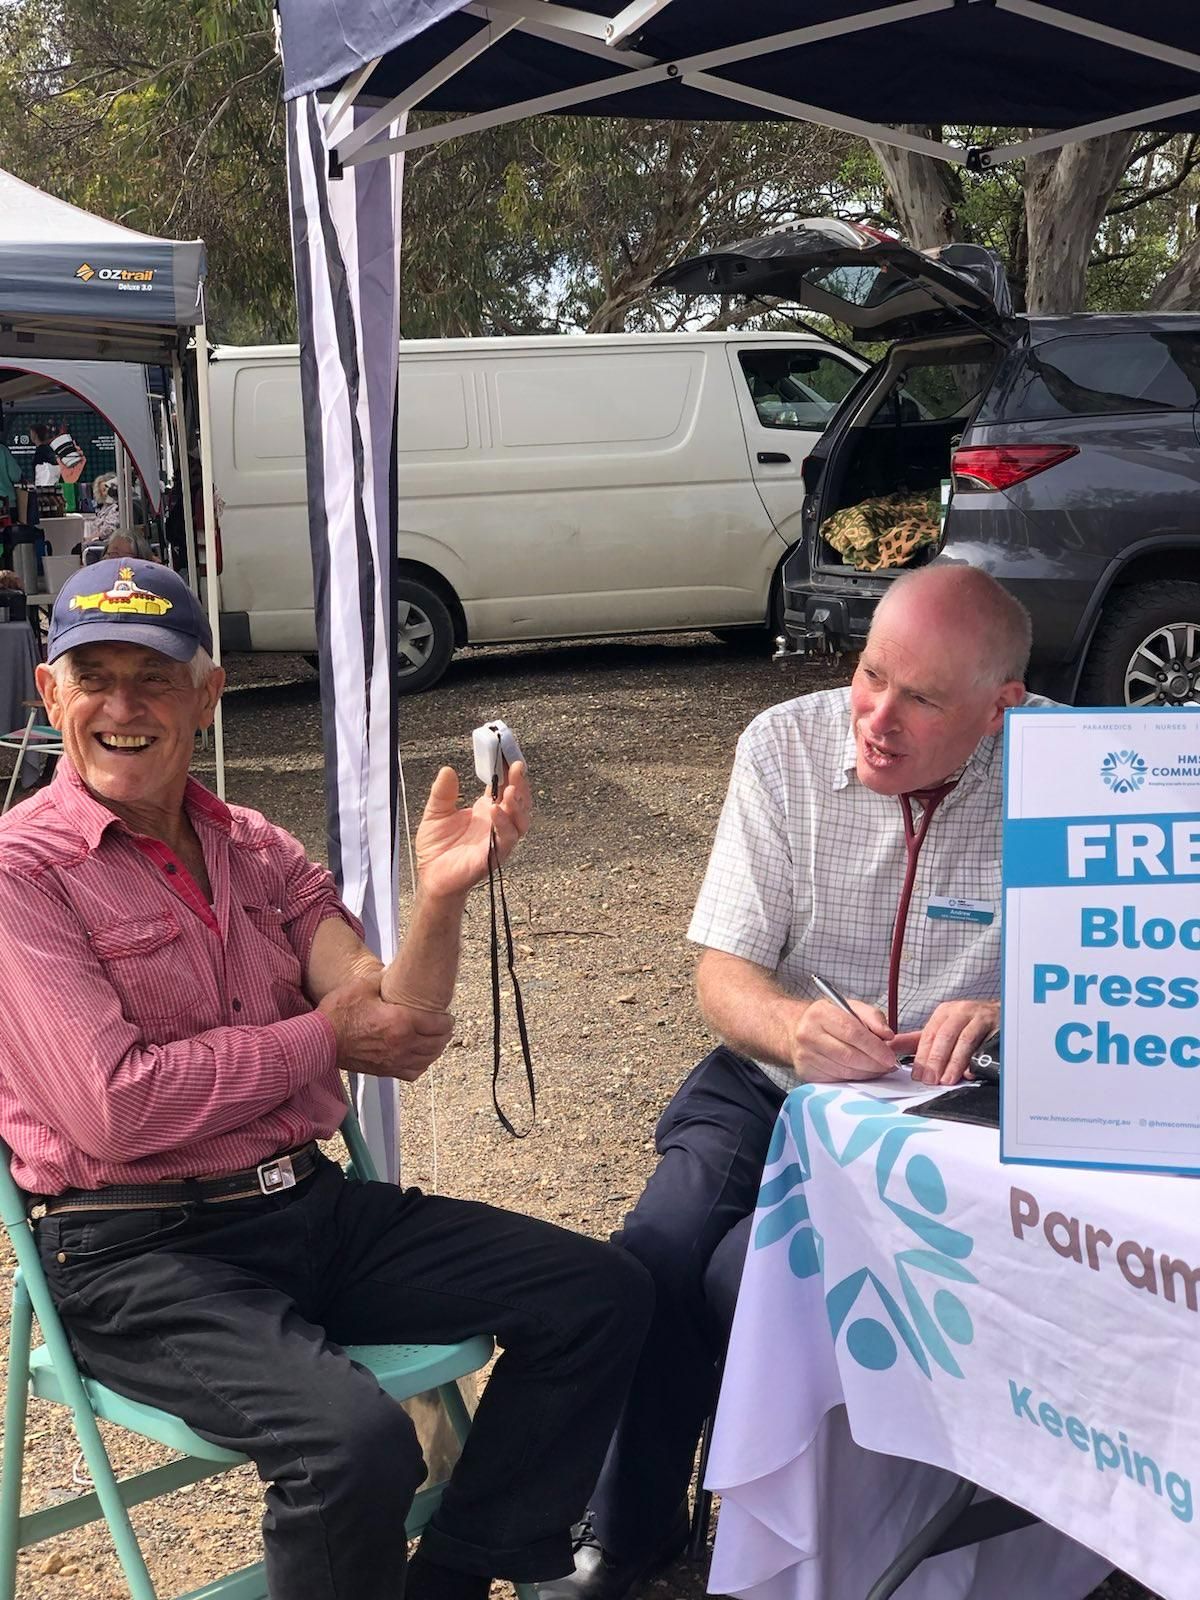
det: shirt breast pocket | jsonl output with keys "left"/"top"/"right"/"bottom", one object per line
{"left": 241, "top": 903, "right": 305, "bottom": 1012}
{"left": 90, "top": 913, "right": 196, "bottom": 1023}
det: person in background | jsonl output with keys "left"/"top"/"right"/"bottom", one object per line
{"left": 92, "top": 478, "right": 121, "bottom": 541}
{"left": 0, "top": 416, "right": 24, "bottom": 522}
{"left": 102, "top": 530, "right": 157, "bottom": 562}
{"left": 29, "top": 424, "right": 59, "bottom": 476}
{"left": 541, "top": 565, "right": 1036, "bottom": 1600}
{"left": 0, "top": 415, "right": 31, "bottom": 575}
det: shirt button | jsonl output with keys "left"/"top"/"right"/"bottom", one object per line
{"left": 165, "top": 863, "right": 177, "bottom": 875}
{"left": 56, "top": 1251, "right": 67, "bottom": 1264}
{"left": 232, "top": 999, "right": 242, "bottom": 1013}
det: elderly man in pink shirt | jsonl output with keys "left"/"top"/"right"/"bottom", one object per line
{"left": 0, "top": 559, "right": 651, "bottom": 1600}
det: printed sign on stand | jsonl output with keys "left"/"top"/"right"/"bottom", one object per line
{"left": 1001, "top": 708, "right": 1200, "bottom": 1173}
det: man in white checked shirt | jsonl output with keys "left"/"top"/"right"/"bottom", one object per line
{"left": 541, "top": 566, "right": 1035, "bottom": 1600}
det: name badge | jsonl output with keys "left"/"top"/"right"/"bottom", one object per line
{"left": 927, "top": 895, "right": 995, "bottom": 925}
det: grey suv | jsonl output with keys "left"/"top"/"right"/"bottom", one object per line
{"left": 659, "top": 220, "right": 1200, "bottom": 707}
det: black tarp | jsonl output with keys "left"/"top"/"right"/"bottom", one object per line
{"left": 279, "top": 0, "right": 1200, "bottom": 138}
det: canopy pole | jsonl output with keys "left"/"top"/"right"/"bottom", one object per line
{"left": 192, "top": 313, "right": 226, "bottom": 801}
{"left": 336, "top": 0, "right": 953, "bottom": 165}
{"left": 605, "top": 0, "right": 679, "bottom": 48}
{"left": 324, "top": 55, "right": 384, "bottom": 138}
{"left": 683, "top": 73, "right": 969, "bottom": 163}
{"left": 115, "top": 439, "right": 134, "bottom": 534}
{"left": 980, "top": 93, "right": 1200, "bottom": 167}
{"left": 999, "top": 0, "right": 1200, "bottom": 77}
{"left": 333, "top": 18, "right": 522, "bottom": 163}
{"left": 170, "top": 351, "right": 200, "bottom": 598}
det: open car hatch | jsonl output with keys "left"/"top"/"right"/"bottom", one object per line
{"left": 655, "top": 219, "right": 1012, "bottom": 341}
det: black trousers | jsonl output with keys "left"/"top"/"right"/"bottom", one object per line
{"left": 36, "top": 1155, "right": 653, "bottom": 1599}
{"left": 590, "top": 1047, "right": 786, "bottom": 1561}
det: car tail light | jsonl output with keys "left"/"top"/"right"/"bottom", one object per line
{"left": 951, "top": 444, "right": 1079, "bottom": 491}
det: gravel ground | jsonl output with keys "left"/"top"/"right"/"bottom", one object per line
{"left": 1, "top": 634, "right": 1157, "bottom": 1599}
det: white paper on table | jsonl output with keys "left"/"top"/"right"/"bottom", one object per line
{"left": 849, "top": 1067, "right": 941, "bottom": 1102}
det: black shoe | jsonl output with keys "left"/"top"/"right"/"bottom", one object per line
{"left": 536, "top": 1510, "right": 690, "bottom": 1600}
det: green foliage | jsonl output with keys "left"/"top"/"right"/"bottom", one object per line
{"left": 1, "top": 7, "right": 1196, "bottom": 339}
{"left": 0, "top": 0, "right": 291, "bottom": 340}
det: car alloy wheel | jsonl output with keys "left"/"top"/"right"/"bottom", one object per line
{"left": 1124, "top": 621, "right": 1200, "bottom": 707}
{"left": 397, "top": 598, "right": 435, "bottom": 676}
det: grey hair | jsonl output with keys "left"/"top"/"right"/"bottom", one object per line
{"left": 48, "top": 644, "right": 217, "bottom": 689}
{"left": 102, "top": 530, "right": 156, "bottom": 561}
{"left": 870, "top": 566, "right": 1032, "bottom": 688}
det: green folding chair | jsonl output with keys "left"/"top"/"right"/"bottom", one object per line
{"left": 0, "top": 708, "right": 63, "bottom": 815}
{"left": 0, "top": 1115, "right": 528, "bottom": 1600}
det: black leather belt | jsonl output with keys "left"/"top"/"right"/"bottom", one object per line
{"left": 29, "top": 1143, "right": 320, "bottom": 1219}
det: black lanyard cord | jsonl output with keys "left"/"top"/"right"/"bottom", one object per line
{"left": 487, "top": 826, "right": 536, "bottom": 1138}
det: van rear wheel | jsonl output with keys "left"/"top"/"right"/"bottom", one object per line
{"left": 396, "top": 578, "right": 454, "bottom": 694}
{"left": 1077, "top": 581, "right": 1200, "bottom": 708}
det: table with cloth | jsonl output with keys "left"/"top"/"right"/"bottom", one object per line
{"left": 707, "top": 1083, "right": 1199, "bottom": 1600}
{"left": 0, "top": 620, "right": 45, "bottom": 791}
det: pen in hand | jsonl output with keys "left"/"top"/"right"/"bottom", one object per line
{"left": 809, "top": 973, "right": 913, "bottom": 1072}
{"left": 809, "top": 972, "right": 858, "bottom": 1017}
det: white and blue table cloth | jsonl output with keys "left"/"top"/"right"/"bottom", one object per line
{"left": 708, "top": 1083, "right": 1196, "bottom": 1599}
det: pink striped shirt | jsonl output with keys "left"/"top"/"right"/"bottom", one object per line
{"left": 0, "top": 761, "right": 360, "bottom": 1194}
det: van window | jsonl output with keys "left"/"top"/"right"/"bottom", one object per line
{"left": 739, "top": 349, "right": 860, "bottom": 430}
{"left": 981, "top": 332, "right": 1200, "bottom": 421}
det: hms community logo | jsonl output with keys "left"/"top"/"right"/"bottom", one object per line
{"left": 1100, "top": 749, "right": 1148, "bottom": 795}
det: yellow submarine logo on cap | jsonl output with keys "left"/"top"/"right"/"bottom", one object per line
{"left": 69, "top": 566, "right": 172, "bottom": 618}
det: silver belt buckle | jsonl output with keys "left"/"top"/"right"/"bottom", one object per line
{"left": 256, "top": 1154, "right": 297, "bottom": 1195}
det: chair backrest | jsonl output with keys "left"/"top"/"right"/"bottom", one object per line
{"left": 0, "top": 1133, "right": 90, "bottom": 1403}
{"left": 337, "top": 1099, "right": 381, "bottom": 1184}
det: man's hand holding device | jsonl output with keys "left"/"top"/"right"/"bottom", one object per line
{"left": 414, "top": 721, "right": 531, "bottom": 902}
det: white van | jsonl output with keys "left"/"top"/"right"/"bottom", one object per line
{"left": 209, "top": 332, "right": 866, "bottom": 690}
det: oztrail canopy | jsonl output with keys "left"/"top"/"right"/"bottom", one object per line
{"left": 0, "top": 166, "right": 205, "bottom": 364}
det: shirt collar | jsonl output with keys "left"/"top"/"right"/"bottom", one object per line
{"left": 52, "top": 759, "right": 232, "bottom": 852}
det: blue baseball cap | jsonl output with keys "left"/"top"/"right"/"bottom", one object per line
{"left": 47, "top": 559, "right": 213, "bottom": 665}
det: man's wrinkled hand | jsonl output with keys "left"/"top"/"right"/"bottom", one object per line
{"left": 892, "top": 999, "right": 1000, "bottom": 1087}
{"left": 318, "top": 975, "right": 454, "bottom": 1081}
{"left": 414, "top": 762, "right": 532, "bottom": 902}
{"left": 790, "top": 997, "right": 898, "bottom": 1083}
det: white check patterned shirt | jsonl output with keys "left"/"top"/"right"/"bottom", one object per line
{"left": 688, "top": 685, "right": 1039, "bottom": 1091}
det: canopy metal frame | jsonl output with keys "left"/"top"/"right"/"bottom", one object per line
{"left": 322, "top": 0, "right": 1200, "bottom": 174}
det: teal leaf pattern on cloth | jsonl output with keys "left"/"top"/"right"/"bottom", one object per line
{"left": 753, "top": 1086, "right": 977, "bottom": 1381}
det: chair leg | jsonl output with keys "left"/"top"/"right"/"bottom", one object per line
{"left": 0, "top": 1276, "right": 34, "bottom": 1600}
{"left": 436, "top": 1380, "right": 474, "bottom": 1449}
{"left": 687, "top": 1411, "right": 715, "bottom": 1561}
{"left": 30, "top": 1315, "right": 161, "bottom": 1600}
{"left": 864, "top": 1476, "right": 978, "bottom": 1600}
{"left": 1, "top": 713, "right": 34, "bottom": 816}
{"left": 433, "top": 1384, "right": 538, "bottom": 1600}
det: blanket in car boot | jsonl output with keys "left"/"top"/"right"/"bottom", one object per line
{"left": 821, "top": 490, "right": 941, "bottom": 570}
